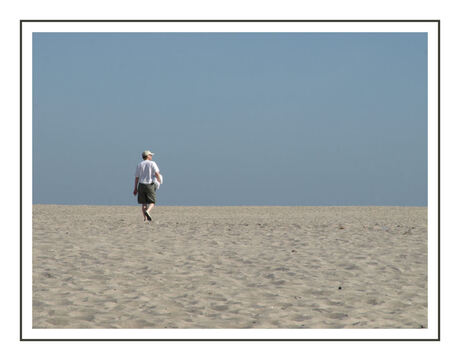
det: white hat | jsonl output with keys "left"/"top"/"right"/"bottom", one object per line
{"left": 142, "top": 150, "right": 154, "bottom": 158}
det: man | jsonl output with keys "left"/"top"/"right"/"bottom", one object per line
{"left": 133, "top": 150, "right": 162, "bottom": 221}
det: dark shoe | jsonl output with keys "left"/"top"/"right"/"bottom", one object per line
{"left": 145, "top": 210, "right": 152, "bottom": 221}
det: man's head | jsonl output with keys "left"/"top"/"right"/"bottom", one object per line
{"left": 142, "top": 150, "right": 154, "bottom": 160}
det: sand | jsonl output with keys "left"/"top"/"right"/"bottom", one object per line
{"left": 32, "top": 205, "right": 427, "bottom": 329}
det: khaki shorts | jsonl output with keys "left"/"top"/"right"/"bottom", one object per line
{"left": 137, "top": 183, "right": 156, "bottom": 204}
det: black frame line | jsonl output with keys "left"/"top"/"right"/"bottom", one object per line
{"left": 20, "top": 19, "right": 441, "bottom": 342}
{"left": 21, "top": 19, "right": 437, "bottom": 22}
{"left": 20, "top": 19, "right": 23, "bottom": 342}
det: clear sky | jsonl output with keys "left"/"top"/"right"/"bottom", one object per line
{"left": 33, "top": 32, "right": 427, "bottom": 206}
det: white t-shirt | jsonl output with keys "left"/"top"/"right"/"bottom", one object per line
{"left": 135, "top": 160, "right": 160, "bottom": 184}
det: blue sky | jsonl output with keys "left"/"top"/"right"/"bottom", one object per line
{"left": 33, "top": 32, "right": 427, "bottom": 206}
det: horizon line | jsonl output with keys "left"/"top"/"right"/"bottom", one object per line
{"left": 32, "top": 203, "right": 428, "bottom": 207}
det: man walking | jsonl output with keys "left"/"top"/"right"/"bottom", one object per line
{"left": 133, "top": 150, "right": 162, "bottom": 221}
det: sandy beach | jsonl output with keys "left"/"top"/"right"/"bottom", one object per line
{"left": 32, "top": 205, "right": 427, "bottom": 329}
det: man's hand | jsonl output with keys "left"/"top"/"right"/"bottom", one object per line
{"left": 134, "top": 177, "right": 139, "bottom": 196}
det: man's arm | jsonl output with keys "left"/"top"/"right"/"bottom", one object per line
{"left": 133, "top": 177, "right": 139, "bottom": 195}
{"left": 155, "top": 172, "right": 161, "bottom": 183}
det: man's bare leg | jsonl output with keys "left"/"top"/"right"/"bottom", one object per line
{"left": 141, "top": 204, "right": 147, "bottom": 221}
{"left": 145, "top": 203, "right": 154, "bottom": 221}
